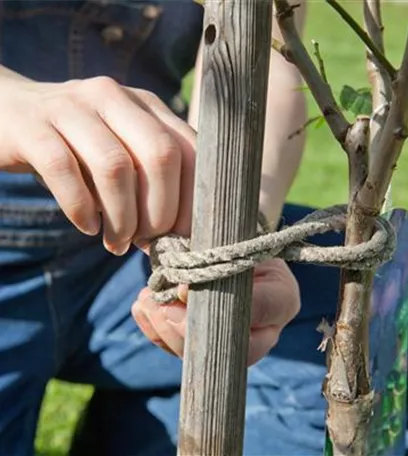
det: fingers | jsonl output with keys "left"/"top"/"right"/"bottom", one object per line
{"left": 50, "top": 100, "right": 137, "bottom": 254}
{"left": 87, "top": 78, "right": 184, "bottom": 242}
{"left": 132, "top": 259, "right": 300, "bottom": 368}
{"left": 133, "top": 287, "right": 283, "bottom": 367}
{"left": 248, "top": 326, "right": 280, "bottom": 366}
{"left": 18, "top": 123, "right": 100, "bottom": 235}
{"left": 132, "top": 298, "right": 177, "bottom": 357}
{"left": 132, "top": 288, "right": 186, "bottom": 357}
{"left": 127, "top": 88, "right": 197, "bottom": 237}
{"left": 8, "top": 76, "right": 198, "bottom": 256}
{"left": 251, "top": 259, "right": 300, "bottom": 329}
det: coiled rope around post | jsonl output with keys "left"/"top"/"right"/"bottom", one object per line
{"left": 148, "top": 204, "right": 396, "bottom": 304}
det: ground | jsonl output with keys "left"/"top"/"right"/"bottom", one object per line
{"left": 34, "top": 2, "right": 408, "bottom": 454}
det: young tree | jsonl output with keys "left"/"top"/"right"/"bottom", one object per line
{"left": 273, "top": 0, "right": 408, "bottom": 454}
{"left": 150, "top": 1, "right": 408, "bottom": 455}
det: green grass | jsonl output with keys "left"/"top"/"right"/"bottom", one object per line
{"left": 35, "top": 382, "right": 93, "bottom": 455}
{"left": 286, "top": 1, "right": 408, "bottom": 210}
{"left": 35, "top": 2, "right": 408, "bottom": 454}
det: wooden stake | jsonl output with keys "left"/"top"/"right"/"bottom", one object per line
{"left": 177, "top": 1, "right": 273, "bottom": 455}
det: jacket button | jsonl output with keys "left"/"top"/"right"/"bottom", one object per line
{"left": 143, "top": 5, "right": 161, "bottom": 20}
{"left": 101, "top": 25, "right": 124, "bottom": 44}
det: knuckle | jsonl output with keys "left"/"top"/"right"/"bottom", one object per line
{"left": 136, "top": 89, "right": 161, "bottom": 107}
{"left": 61, "top": 78, "right": 82, "bottom": 91}
{"left": 96, "top": 147, "right": 132, "bottom": 180}
{"left": 57, "top": 80, "right": 89, "bottom": 104}
{"left": 70, "top": 76, "right": 121, "bottom": 101}
{"left": 88, "top": 76, "right": 120, "bottom": 96}
{"left": 148, "top": 132, "right": 180, "bottom": 171}
{"left": 65, "top": 196, "right": 91, "bottom": 223}
{"left": 135, "top": 90, "right": 172, "bottom": 115}
{"left": 40, "top": 144, "right": 74, "bottom": 177}
{"left": 48, "top": 97, "right": 85, "bottom": 125}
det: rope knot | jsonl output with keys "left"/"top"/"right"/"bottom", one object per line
{"left": 147, "top": 205, "right": 396, "bottom": 303}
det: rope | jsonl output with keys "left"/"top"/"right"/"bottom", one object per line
{"left": 147, "top": 204, "right": 396, "bottom": 303}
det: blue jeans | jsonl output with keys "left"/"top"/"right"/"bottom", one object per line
{"left": 0, "top": 2, "right": 407, "bottom": 455}
{"left": 3, "top": 204, "right": 408, "bottom": 456}
{"left": 0, "top": 202, "right": 343, "bottom": 456}
{"left": 0, "top": 2, "right": 336, "bottom": 454}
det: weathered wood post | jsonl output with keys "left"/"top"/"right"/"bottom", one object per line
{"left": 177, "top": 1, "right": 273, "bottom": 455}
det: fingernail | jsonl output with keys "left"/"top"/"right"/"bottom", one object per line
{"left": 163, "top": 305, "right": 185, "bottom": 324}
{"left": 83, "top": 215, "right": 100, "bottom": 236}
{"left": 177, "top": 284, "right": 188, "bottom": 303}
{"left": 106, "top": 241, "right": 130, "bottom": 256}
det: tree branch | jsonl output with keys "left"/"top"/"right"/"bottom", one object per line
{"left": 359, "top": 32, "right": 408, "bottom": 212}
{"left": 288, "top": 114, "right": 322, "bottom": 140}
{"left": 271, "top": 38, "right": 293, "bottom": 63}
{"left": 364, "top": 0, "right": 392, "bottom": 141}
{"left": 324, "top": 11, "right": 408, "bottom": 456}
{"left": 273, "top": 2, "right": 408, "bottom": 454}
{"left": 363, "top": 0, "right": 392, "bottom": 209}
{"left": 273, "top": 0, "right": 351, "bottom": 146}
{"left": 326, "top": 0, "right": 397, "bottom": 81}
{"left": 312, "top": 40, "right": 328, "bottom": 84}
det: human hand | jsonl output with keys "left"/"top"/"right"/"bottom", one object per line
{"left": 0, "top": 72, "right": 195, "bottom": 255}
{"left": 132, "top": 258, "right": 300, "bottom": 366}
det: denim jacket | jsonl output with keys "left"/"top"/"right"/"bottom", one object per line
{"left": 0, "top": 0, "right": 203, "bottom": 238}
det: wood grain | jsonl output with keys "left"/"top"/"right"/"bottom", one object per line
{"left": 177, "top": 1, "right": 273, "bottom": 455}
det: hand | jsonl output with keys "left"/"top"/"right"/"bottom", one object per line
{"left": 0, "top": 72, "right": 195, "bottom": 255}
{"left": 132, "top": 258, "right": 301, "bottom": 366}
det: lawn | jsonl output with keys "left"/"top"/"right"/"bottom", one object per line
{"left": 34, "top": 2, "right": 408, "bottom": 454}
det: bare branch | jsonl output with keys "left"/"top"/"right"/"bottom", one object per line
{"left": 364, "top": 0, "right": 392, "bottom": 144}
{"left": 273, "top": 3, "right": 408, "bottom": 454}
{"left": 364, "top": 0, "right": 393, "bottom": 212}
{"left": 359, "top": 32, "right": 408, "bottom": 212}
{"left": 326, "top": 0, "right": 397, "bottom": 81}
{"left": 271, "top": 37, "right": 293, "bottom": 63}
{"left": 288, "top": 114, "right": 323, "bottom": 140}
{"left": 274, "top": 0, "right": 351, "bottom": 146}
{"left": 325, "top": 11, "right": 408, "bottom": 456}
{"left": 312, "top": 40, "right": 328, "bottom": 83}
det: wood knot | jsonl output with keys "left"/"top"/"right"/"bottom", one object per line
{"left": 281, "top": 45, "right": 294, "bottom": 63}
{"left": 204, "top": 24, "right": 217, "bottom": 45}
{"left": 394, "top": 126, "right": 408, "bottom": 140}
